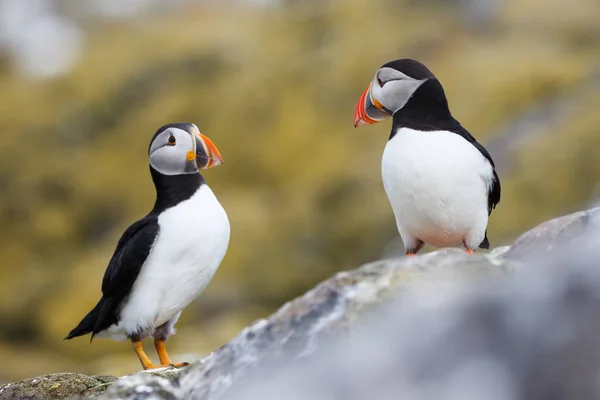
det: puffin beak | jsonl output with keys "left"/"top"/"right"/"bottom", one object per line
{"left": 195, "top": 133, "right": 224, "bottom": 170}
{"left": 354, "top": 82, "right": 392, "bottom": 128}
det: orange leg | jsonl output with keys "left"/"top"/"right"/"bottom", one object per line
{"left": 406, "top": 252, "right": 416, "bottom": 257}
{"left": 465, "top": 249, "right": 474, "bottom": 254}
{"left": 132, "top": 341, "right": 163, "bottom": 370}
{"left": 155, "top": 339, "right": 189, "bottom": 368}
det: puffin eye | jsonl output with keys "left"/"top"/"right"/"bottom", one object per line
{"left": 167, "top": 135, "right": 176, "bottom": 145}
{"left": 377, "top": 75, "right": 385, "bottom": 87}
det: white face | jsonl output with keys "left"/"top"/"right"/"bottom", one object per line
{"left": 371, "top": 67, "right": 427, "bottom": 113}
{"left": 149, "top": 128, "right": 197, "bottom": 175}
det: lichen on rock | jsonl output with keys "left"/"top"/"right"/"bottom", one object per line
{"left": 0, "top": 373, "right": 116, "bottom": 400}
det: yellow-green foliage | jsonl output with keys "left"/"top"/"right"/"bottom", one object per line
{"left": 0, "top": 0, "right": 598, "bottom": 381}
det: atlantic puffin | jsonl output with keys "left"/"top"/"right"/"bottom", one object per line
{"left": 354, "top": 59, "right": 500, "bottom": 255}
{"left": 65, "top": 123, "right": 230, "bottom": 370}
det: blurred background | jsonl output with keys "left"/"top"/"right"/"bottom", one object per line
{"left": 0, "top": 0, "right": 599, "bottom": 383}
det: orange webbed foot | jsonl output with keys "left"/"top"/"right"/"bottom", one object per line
{"left": 143, "top": 363, "right": 172, "bottom": 370}
{"left": 170, "top": 362, "right": 190, "bottom": 368}
{"left": 132, "top": 340, "right": 190, "bottom": 370}
{"left": 154, "top": 339, "right": 190, "bottom": 369}
{"left": 143, "top": 362, "right": 189, "bottom": 370}
{"left": 465, "top": 249, "right": 474, "bottom": 254}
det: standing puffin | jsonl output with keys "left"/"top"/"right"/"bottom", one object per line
{"left": 65, "top": 123, "right": 230, "bottom": 370}
{"left": 354, "top": 59, "right": 500, "bottom": 255}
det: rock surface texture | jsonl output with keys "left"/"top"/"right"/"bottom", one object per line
{"left": 0, "top": 373, "right": 116, "bottom": 400}
{"left": 2, "top": 207, "right": 599, "bottom": 400}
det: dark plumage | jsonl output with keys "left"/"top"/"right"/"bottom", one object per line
{"left": 66, "top": 125, "right": 206, "bottom": 342}
{"left": 65, "top": 122, "right": 229, "bottom": 371}
{"left": 65, "top": 217, "right": 160, "bottom": 341}
{"left": 388, "top": 66, "right": 501, "bottom": 248}
{"left": 354, "top": 58, "right": 501, "bottom": 253}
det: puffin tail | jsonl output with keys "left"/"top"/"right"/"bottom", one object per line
{"left": 64, "top": 298, "right": 105, "bottom": 341}
{"left": 479, "top": 231, "right": 490, "bottom": 249}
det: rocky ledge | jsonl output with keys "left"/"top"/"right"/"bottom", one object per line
{"left": 2, "top": 207, "right": 599, "bottom": 400}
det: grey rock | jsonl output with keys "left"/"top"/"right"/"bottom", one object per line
{"left": 99, "top": 249, "right": 519, "bottom": 400}
{"left": 0, "top": 369, "right": 185, "bottom": 400}
{"left": 97, "top": 372, "right": 178, "bottom": 400}
{"left": 4, "top": 208, "right": 600, "bottom": 400}
{"left": 505, "top": 207, "right": 600, "bottom": 260}
{"left": 227, "top": 246, "right": 600, "bottom": 400}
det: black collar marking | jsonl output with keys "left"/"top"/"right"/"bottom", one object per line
{"left": 150, "top": 167, "right": 205, "bottom": 215}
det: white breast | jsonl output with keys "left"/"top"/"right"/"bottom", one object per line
{"left": 382, "top": 127, "right": 492, "bottom": 250}
{"left": 107, "top": 184, "right": 230, "bottom": 339}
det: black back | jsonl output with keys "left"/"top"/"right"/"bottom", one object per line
{"left": 391, "top": 79, "right": 453, "bottom": 134}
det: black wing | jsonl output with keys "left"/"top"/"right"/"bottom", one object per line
{"left": 469, "top": 140, "right": 501, "bottom": 215}
{"left": 451, "top": 124, "right": 501, "bottom": 250}
{"left": 94, "top": 216, "right": 160, "bottom": 336}
{"left": 65, "top": 215, "right": 160, "bottom": 340}
{"left": 452, "top": 123, "right": 501, "bottom": 215}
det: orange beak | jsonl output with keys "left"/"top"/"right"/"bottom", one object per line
{"left": 354, "top": 82, "right": 392, "bottom": 128}
{"left": 195, "top": 133, "right": 224, "bottom": 170}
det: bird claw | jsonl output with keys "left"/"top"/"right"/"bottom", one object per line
{"left": 169, "top": 362, "right": 190, "bottom": 368}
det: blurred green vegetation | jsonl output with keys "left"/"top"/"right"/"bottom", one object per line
{"left": 0, "top": 0, "right": 599, "bottom": 382}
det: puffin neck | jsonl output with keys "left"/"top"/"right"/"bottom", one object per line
{"left": 149, "top": 167, "right": 205, "bottom": 214}
{"left": 391, "top": 79, "right": 457, "bottom": 137}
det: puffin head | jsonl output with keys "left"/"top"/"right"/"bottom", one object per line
{"left": 354, "top": 59, "right": 440, "bottom": 128}
{"left": 148, "top": 122, "right": 224, "bottom": 175}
